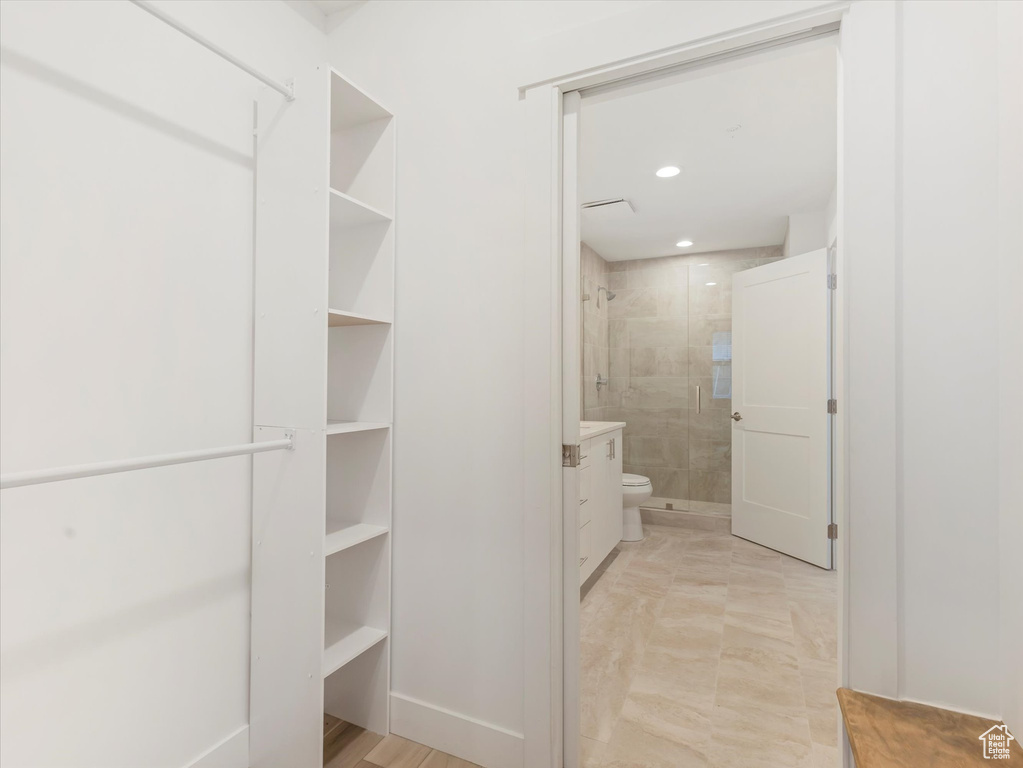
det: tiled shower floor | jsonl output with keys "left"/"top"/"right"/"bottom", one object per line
{"left": 640, "top": 499, "right": 732, "bottom": 532}
{"left": 643, "top": 498, "right": 731, "bottom": 516}
{"left": 579, "top": 525, "right": 838, "bottom": 768}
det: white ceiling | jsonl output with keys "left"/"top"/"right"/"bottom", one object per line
{"left": 580, "top": 39, "right": 837, "bottom": 260}
{"left": 310, "top": 0, "right": 363, "bottom": 16}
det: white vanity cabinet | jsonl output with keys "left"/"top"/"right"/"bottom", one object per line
{"left": 578, "top": 424, "right": 624, "bottom": 585}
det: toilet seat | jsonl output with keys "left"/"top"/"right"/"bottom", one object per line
{"left": 622, "top": 473, "right": 651, "bottom": 487}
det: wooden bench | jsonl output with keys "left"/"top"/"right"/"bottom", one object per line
{"left": 837, "top": 688, "right": 1023, "bottom": 766}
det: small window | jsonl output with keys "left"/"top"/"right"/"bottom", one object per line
{"left": 712, "top": 363, "right": 732, "bottom": 399}
{"left": 711, "top": 331, "right": 732, "bottom": 362}
{"left": 711, "top": 331, "right": 732, "bottom": 399}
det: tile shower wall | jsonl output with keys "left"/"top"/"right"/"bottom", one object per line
{"left": 601, "top": 245, "right": 783, "bottom": 507}
{"left": 581, "top": 242, "right": 611, "bottom": 421}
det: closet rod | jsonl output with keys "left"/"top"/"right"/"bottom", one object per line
{"left": 0, "top": 437, "right": 294, "bottom": 490}
{"left": 129, "top": 0, "right": 295, "bottom": 101}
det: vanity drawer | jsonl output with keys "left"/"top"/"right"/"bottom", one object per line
{"left": 578, "top": 465, "right": 592, "bottom": 526}
{"left": 579, "top": 438, "right": 593, "bottom": 469}
{"left": 579, "top": 521, "right": 591, "bottom": 565}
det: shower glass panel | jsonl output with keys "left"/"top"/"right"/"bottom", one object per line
{"left": 580, "top": 244, "right": 611, "bottom": 422}
{"left": 594, "top": 245, "right": 783, "bottom": 520}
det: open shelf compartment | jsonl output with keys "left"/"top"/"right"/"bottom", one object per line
{"left": 323, "top": 533, "right": 389, "bottom": 675}
{"left": 328, "top": 218, "right": 394, "bottom": 321}
{"left": 326, "top": 427, "right": 390, "bottom": 532}
{"left": 330, "top": 69, "right": 392, "bottom": 132}
{"left": 327, "top": 323, "right": 392, "bottom": 424}
{"left": 323, "top": 638, "right": 389, "bottom": 741}
{"left": 330, "top": 188, "right": 391, "bottom": 229}
{"left": 330, "top": 71, "right": 394, "bottom": 219}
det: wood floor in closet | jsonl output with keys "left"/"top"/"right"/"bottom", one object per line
{"left": 323, "top": 714, "right": 479, "bottom": 768}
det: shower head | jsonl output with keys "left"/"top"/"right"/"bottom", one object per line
{"left": 596, "top": 286, "right": 617, "bottom": 307}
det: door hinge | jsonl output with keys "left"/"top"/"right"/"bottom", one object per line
{"left": 827, "top": 523, "right": 838, "bottom": 540}
{"left": 562, "top": 444, "right": 580, "bottom": 468}
{"left": 827, "top": 399, "right": 838, "bottom": 414}
{"left": 827, "top": 273, "right": 837, "bottom": 290}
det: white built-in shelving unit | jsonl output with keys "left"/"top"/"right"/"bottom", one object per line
{"left": 251, "top": 65, "right": 394, "bottom": 768}
{"left": 323, "top": 65, "right": 395, "bottom": 756}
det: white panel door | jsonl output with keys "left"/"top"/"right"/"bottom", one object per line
{"left": 731, "top": 249, "right": 831, "bottom": 568}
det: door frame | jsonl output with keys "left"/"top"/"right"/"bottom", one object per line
{"left": 521, "top": 5, "right": 871, "bottom": 767}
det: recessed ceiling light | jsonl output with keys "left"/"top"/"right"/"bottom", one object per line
{"left": 705, "top": 282, "right": 717, "bottom": 286}
{"left": 656, "top": 166, "right": 680, "bottom": 178}
{"left": 676, "top": 240, "right": 693, "bottom": 248}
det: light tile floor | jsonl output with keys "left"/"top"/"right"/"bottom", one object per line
{"left": 580, "top": 524, "right": 838, "bottom": 768}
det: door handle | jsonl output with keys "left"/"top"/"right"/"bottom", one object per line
{"left": 731, "top": 412, "right": 743, "bottom": 422}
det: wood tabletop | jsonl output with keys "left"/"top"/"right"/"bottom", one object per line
{"left": 838, "top": 688, "right": 1023, "bottom": 766}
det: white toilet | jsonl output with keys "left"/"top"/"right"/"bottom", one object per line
{"left": 621, "top": 473, "right": 653, "bottom": 542}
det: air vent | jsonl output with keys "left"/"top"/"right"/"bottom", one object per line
{"left": 581, "top": 198, "right": 635, "bottom": 223}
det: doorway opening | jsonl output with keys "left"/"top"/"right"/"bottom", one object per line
{"left": 566, "top": 33, "right": 841, "bottom": 768}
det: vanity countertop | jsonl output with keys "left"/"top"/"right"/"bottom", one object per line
{"left": 579, "top": 421, "right": 626, "bottom": 440}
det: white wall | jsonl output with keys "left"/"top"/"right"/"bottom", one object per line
{"left": 782, "top": 178, "right": 837, "bottom": 257}
{"left": 825, "top": 182, "right": 839, "bottom": 246}
{"left": 997, "top": 0, "right": 1023, "bottom": 739}
{"left": 0, "top": 2, "right": 325, "bottom": 767}
{"left": 326, "top": 1, "right": 1022, "bottom": 761}
{"left": 783, "top": 209, "right": 829, "bottom": 258}
{"left": 898, "top": 0, "right": 1004, "bottom": 716}
{"left": 840, "top": 0, "right": 900, "bottom": 700}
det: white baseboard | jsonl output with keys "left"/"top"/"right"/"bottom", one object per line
{"left": 184, "top": 725, "right": 248, "bottom": 768}
{"left": 389, "top": 692, "right": 524, "bottom": 768}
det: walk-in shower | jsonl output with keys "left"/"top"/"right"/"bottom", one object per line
{"left": 581, "top": 242, "right": 785, "bottom": 521}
